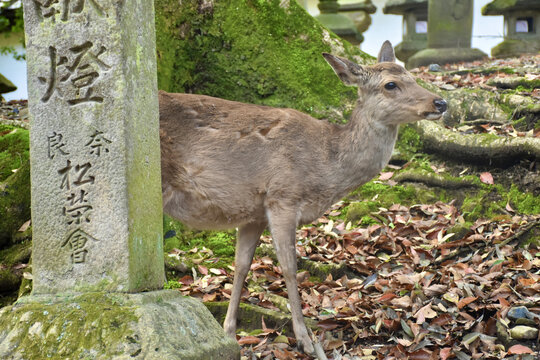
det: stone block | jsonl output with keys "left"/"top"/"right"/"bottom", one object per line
{"left": 0, "top": 291, "right": 240, "bottom": 359}
{"left": 22, "top": 0, "right": 164, "bottom": 293}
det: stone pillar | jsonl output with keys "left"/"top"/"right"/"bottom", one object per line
{"left": 0, "top": 1, "right": 240, "bottom": 358}
{"left": 23, "top": 0, "right": 164, "bottom": 294}
{"left": 383, "top": 0, "right": 428, "bottom": 68}
{"left": 316, "top": 0, "right": 362, "bottom": 44}
{"left": 408, "top": 0, "right": 487, "bottom": 68}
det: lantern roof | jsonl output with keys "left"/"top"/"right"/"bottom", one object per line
{"left": 383, "top": 0, "right": 427, "bottom": 15}
{"left": 482, "top": 0, "right": 540, "bottom": 16}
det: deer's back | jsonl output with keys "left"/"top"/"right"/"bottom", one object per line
{"left": 159, "top": 91, "right": 338, "bottom": 230}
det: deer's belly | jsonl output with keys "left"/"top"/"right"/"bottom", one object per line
{"left": 162, "top": 184, "right": 266, "bottom": 230}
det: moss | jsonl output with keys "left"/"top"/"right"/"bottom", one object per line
{"left": 154, "top": 0, "right": 373, "bottom": 121}
{"left": 396, "top": 125, "right": 423, "bottom": 156}
{"left": 0, "top": 125, "right": 29, "bottom": 182}
{"left": 0, "top": 293, "right": 138, "bottom": 359}
{"left": 0, "top": 158, "right": 30, "bottom": 247}
{"left": 506, "top": 184, "right": 540, "bottom": 215}
{"left": 345, "top": 201, "right": 379, "bottom": 223}
{"left": 163, "top": 215, "right": 236, "bottom": 269}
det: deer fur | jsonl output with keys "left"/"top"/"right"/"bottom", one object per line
{"left": 159, "top": 42, "right": 446, "bottom": 357}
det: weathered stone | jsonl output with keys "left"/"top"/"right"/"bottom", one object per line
{"left": 508, "top": 306, "right": 534, "bottom": 321}
{"left": 482, "top": 0, "right": 540, "bottom": 58}
{"left": 509, "top": 325, "right": 539, "bottom": 340}
{"left": 383, "top": 0, "right": 428, "bottom": 65}
{"left": 0, "top": 160, "right": 31, "bottom": 248}
{"left": 0, "top": 74, "right": 16, "bottom": 95}
{"left": 22, "top": 0, "right": 164, "bottom": 293}
{"left": 0, "top": 291, "right": 240, "bottom": 359}
{"left": 154, "top": 0, "right": 373, "bottom": 123}
{"left": 340, "top": 0, "right": 377, "bottom": 33}
{"left": 407, "top": 0, "right": 487, "bottom": 68}
{"left": 496, "top": 320, "right": 512, "bottom": 346}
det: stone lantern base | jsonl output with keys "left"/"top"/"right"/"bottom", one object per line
{"left": 491, "top": 39, "right": 540, "bottom": 58}
{"left": 395, "top": 41, "right": 427, "bottom": 67}
{"left": 0, "top": 291, "right": 240, "bottom": 360}
{"left": 407, "top": 47, "right": 487, "bottom": 68}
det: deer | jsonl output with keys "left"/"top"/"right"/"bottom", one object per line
{"left": 158, "top": 41, "right": 447, "bottom": 359}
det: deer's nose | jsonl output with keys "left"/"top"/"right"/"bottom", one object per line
{"left": 434, "top": 99, "right": 447, "bottom": 113}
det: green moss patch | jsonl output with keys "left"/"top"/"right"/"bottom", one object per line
{"left": 0, "top": 293, "right": 138, "bottom": 359}
{"left": 163, "top": 215, "right": 236, "bottom": 270}
{"left": 0, "top": 125, "right": 29, "bottom": 182}
{"left": 154, "top": 0, "right": 373, "bottom": 121}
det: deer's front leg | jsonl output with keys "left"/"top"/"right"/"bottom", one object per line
{"left": 267, "top": 210, "right": 316, "bottom": 355}
{"left": 223, "top": 222, "right": 266, "bottom": 338}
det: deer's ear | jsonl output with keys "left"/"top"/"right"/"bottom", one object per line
{"left": 322, "top": 53, "right": 367, "bottom": 87}
{"left": 377, "top": 40, "right": 396, "bottom": 63}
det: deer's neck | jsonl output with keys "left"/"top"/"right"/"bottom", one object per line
{"left": 332, "top": 103, "right": 398, "bottom": 194}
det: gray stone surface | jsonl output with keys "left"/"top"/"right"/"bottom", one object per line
{"left": 427, "top": 0, "right": 473, "bottom": 49}
{"left": 0, "top": 291, "right": 240, "bottom": 359}
{"left": 406, "top": 0, "right": 487, "bottom": 68}
{"left": 383, "top": 0, "right": 427, "bottom": 14}
{"left": 509, "top": 325, "right": 539, "bottom": 340}
{"left": 22, "top": 0, "right": 164, "bottom": 293}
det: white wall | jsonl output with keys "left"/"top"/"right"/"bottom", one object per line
{"left": 0, "top": 0, "right": 506, "bottom": 101}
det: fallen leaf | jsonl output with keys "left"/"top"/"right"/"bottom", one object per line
{"left": 379, "top": 172, "right": 394, "bottom": 181}
{"left": 457, "top": 296, "right": 477, "bottom": 309}
{"left": 507, "top": 344, "right": 534, "bottom": 355}
{"left": 479, "top": 172, "right": 494, "bottom": 185}
{"left": 18, "top": 220, "right": 31, "bottom": 232}
{"left": 238, "top": 336, "right": 261, "bottom": 345}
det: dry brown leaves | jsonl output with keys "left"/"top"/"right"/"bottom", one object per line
{"left": 171, "top": 200, "right": 539, "bottom": 359}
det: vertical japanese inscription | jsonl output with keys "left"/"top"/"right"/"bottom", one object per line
{"left": 49, "top": 130, "right": 112, "bottom": 264}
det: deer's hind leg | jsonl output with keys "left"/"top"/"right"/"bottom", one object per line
{"left": 223, "top": 221, "right": 266, "bottom": 338}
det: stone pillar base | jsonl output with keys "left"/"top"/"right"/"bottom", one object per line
{"left": 491, "top": 39, "right": 540, "bottom": 58}
{"left": 0, "top": 291, "right": 240, "bottom": 360}
{"left": 407, "top": 47, "right": 487, "bottom": 69}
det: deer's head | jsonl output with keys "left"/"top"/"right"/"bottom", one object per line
{"left": 323, "top": 41, "right": 447, "bottom": 126}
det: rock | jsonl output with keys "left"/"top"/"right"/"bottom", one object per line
{"left": 0, "top": 160, "right": 31, "bottom": 248}
{"left": 0, "top": 291, "right": 240, "bottom": 359}
{"left": 154, "top": 0, "right": 373, "bottom": 122}
{"left": 496, "top": 320, "right": 512, "bottom": 346}
{"left": 507, "top": 306, "right": 534, "bottom": 321}
{"left": 0, "top": 74, "right": 16, "bottom": 95}
{"left": 509, "top": 325, "right": 539, "bottom": 340}
{"left": 428, "top": 64, "right": 442, "bottom": 72}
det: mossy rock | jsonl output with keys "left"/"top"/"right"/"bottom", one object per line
{"left": 154, "top": 0, "right": 374, "bottom": 122}
{"left": 0, "top": 291, "right": 240, "bottom": 359}
{"left": 0, "top": 125, "right": 29, "bottom": 182}
{"left": 491, "top": 39, "right": 540, "bottom": 59}
{"left": 205, "top": 301, "right": 317, "bottom": 337}
{"left": 0, "top": 159, "right": 30, "bottom": 248}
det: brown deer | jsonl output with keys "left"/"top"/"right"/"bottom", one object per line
{"left": 159, "top": 41, "right": 446, "bottom": 358}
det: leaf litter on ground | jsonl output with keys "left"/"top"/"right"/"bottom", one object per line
{"left": 169, "top": 198, "right": 539, "bottom": 359}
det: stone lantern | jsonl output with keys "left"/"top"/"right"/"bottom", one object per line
{"left": 339, "top": 0, "right": 377, "bottom": 44}
{"left": 316, "top": 0, "right": 363, "bottom": 44}
{"left": 383, "top": 0, "right": 428, "bottom": 67}
{"left": 482, "top": 0, "right": 540, "bottom": 58}
{"left": 407, "top": 0, "right": 487, "bottom": 68}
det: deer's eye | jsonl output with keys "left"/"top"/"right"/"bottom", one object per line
{"left": 384, "top": 82, "right": 397, "bottom": 90}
